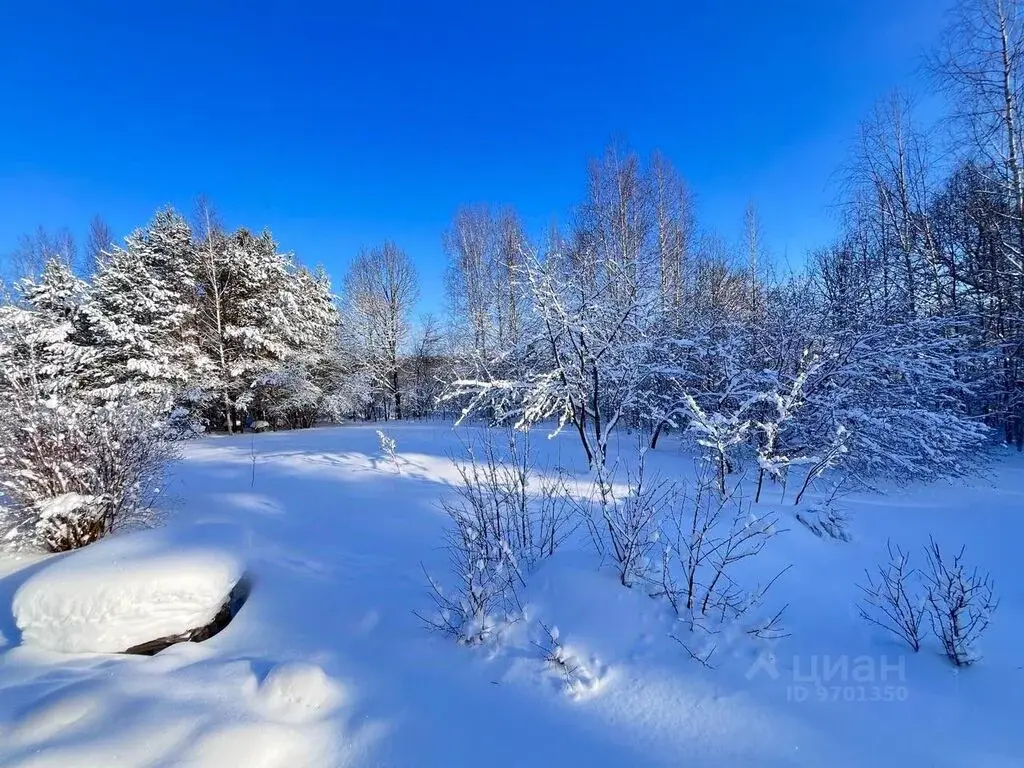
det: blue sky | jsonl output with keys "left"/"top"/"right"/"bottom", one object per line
{"left": 0, "top": 0, "right": 952, "bottom": 315}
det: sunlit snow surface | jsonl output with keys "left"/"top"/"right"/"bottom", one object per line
{"left": 0, "top": 423, "right": 1021, "bottom": 767}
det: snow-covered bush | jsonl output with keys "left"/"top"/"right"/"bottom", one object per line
{"left": 446, "top": 230, "right": 661, "bottom": 470}
{"left": 799, "top": 318, "right": 988, "bottom": 488}
{"left": 673, "top": 392, "right": 751, "bottom": 496}
{"left": 419, "top": 429, "right": 574, "bottom": 644}
{"left": 580, "top": 450, "right": 666, "bottom": 587}
{"left": 923, "top": 538, "right": 997, "bottom": 667}
{"left": 0, "top": 279, "right": 178, "bottom": 552}
{"left": 655, "top": 467, "right": 787, "bottom": 639}
{"left": 376, "top": 429, "right": 398, "bottom": 469}
{"left": 0, "top": 387, "right": 177, "bottom": 552}
{"left": 249, "top": 365, "right": 324, "bottom": 430}
{"left": 857, "top": 540, "right": 926, "bottom": 652}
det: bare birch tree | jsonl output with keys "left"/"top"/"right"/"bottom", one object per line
{"left": 444, "top": 205, "right": 496, "bottom": 358}
{"left": 495, "top": 207, "right": 528, "bottom": 349}
{"left": 934, "top": 0, "right": 1024, "bottom": 446}
{"left": 650, "top": 150, "right": 695, "bottom": 321}
{"left": 191, "top": 196, "right": 235, "bottom": 433}
{"left": 7, "top": 226, "right": 77, "bottom": 281}
{"left": 344, "top": 241, "right": 419, "bottom": 420}
{"left": 85, "top": 216, "right": 114, "bottom": 275}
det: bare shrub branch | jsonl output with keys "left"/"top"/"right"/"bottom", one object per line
{"left": 671, "top": 624, "right": 718, "bottom": 668}
{"left": 655, "top": 466, "right": 788, "bottom": 628}
{"left": 923, "top": 537, "right": 997, "bottom": 666}
{"left": 533, "top": 622, "right": 583, "bottom": 687}
{"left": 579, "top": 449, "right": 666, "bottom": 587}
{"left": 418, "top": 428, "right": 575, "bottom": 644}
{"left": 747, "top": 602, "right": 791, "bottom": 641}
{"left": 857, "top": 540, "right": 926, "bottom": 652}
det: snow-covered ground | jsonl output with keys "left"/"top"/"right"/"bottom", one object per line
{"left": 0, "top": 423, "right": 1022, "bottom": 767}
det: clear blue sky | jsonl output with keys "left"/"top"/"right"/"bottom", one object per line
{"left": 0, "top": 0, "right": 952, "bottom": 315}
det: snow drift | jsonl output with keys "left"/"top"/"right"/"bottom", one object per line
{"left": 12, "top": 530, "right": 244, "bottom": 654}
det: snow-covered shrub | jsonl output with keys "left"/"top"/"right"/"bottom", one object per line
{"left": 674, "top": 391, "right": 751, "bottom": 496}
{"left": 251, "top": 365, "right": 325, "bottom": 430}
{"left": 0, "top": 388, "right": 177, "bottom": 552}
{"left": 419, "top": 429, "right": 574, "bottom": 644}
{"left": 857, "top": 540, "right": 926, "bottom": 652}
{"left": 532, "top": 622, "right": 601, "bottom": 697}
{"left": 376, "top": 429, "right": 398, "bottom": 469}
{"left": 655, "top": 466, "right": 787, "bottom": 637}
{"left": 166, "top": 398, "right": 210, "bottom": 437}
{"left": 0, "top": 254, "right": 178, "bottom": 553}
{"left": 445, "top": 232, "right": 661, "bottom": 470}
{"left": 580, "top": 450, "right": 666, "bottom": 587}
{"left": 923, "top": 538, "right": 997, "bottom": 666}
{"left": 318, "top": 365, "right": 372, "bottom": 423}
{"left": 784, "top": 316, "right": 988, "bottom": 494}
{"left": 459, "top": 429, "right": 575, "bottom": 568}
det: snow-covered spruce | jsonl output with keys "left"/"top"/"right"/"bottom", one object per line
{"left": 2, "top": 210, "right": 363, "bottom": 440}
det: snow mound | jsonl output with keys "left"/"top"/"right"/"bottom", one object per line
{"left": 12, "top": 531, "right": 244, "bottom": 654}
{"left": 257, "top": 662, "right": 345, "bottom": 723}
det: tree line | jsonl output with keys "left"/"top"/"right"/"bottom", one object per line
{"left": 1, "top": 0, "right": 1022, "bottom": 475}
{"left": 0, "top": 201, "right": 456, "bottom": 433}
{"left": 444, "top": 0, "right": 1024, "bottom": 487}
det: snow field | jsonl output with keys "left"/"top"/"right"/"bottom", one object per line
{"left": 0, "top": 422, "right": 1020, "bottom": 766}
